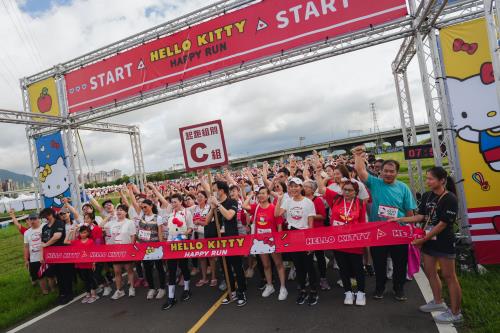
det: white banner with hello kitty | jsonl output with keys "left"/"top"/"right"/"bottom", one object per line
{"left": 440, "top": 18, "right": 500, "bottom": 264}
{"left": 34, "top": 131, "right": 71, "bottom": 209}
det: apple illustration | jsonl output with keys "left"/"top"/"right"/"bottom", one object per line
{"left": 37, "top": 87, "right": 52, "bottom": 113}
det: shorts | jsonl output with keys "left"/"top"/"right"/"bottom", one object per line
{"left": 29, "top": 262, "right": 55, "bottom": 280}
{"left": 422, "top": 247, "right": 456, "bottom": 259}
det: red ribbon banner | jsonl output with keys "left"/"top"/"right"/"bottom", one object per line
{"left": 43, "top": 222, "right": 422, "bottom": 264}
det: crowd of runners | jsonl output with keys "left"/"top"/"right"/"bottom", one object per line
{"left": 10, "top": 146, "right": 464, "bottom": 324}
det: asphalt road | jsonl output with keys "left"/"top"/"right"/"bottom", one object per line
{"left": 9, "top": 264, "right": 438, "bottom": 333}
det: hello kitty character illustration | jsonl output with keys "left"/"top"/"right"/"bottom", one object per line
{"left": 166, "top": 209, "right": 193, "bottom": 241}
{"left": 250, "top": 237, "right": 276, "bottom": 254}
{"left": 447, "top": 62, "right": 500, "bottom": 171}
{"left": 143, "top": 246, "right": 164, "bottom": 260}
{"left": 38, "top": 156, "right": 70, "bottom": 206}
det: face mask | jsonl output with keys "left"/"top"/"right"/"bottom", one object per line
{"left": 245, "top": 185, "right": 251, "bottom": 193}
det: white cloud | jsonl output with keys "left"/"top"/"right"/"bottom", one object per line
{"left": 0, "top": 0, "right": 428, "bottom": 177}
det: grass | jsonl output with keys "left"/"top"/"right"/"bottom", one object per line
{"left": 456, "top": 265, "right": 500, "bottom": 333}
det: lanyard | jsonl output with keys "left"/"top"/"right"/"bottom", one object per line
{"left": 343, "top": 198, "right": 355, "bottom": 221}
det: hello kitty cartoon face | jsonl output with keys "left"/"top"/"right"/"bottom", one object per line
{"left": 250, "top": 237, "right": 276, "bottom": 254}
{"left": 447, "top": 62, "right": 500, "bottom": 171}
{"left": 143, "top": 246, "right": 164, "bottom": 260}
{"left": 168, "top": 214, "right": 188, "bottom": 241}
{"left": 38, "top": 156, "right": 70, "bottom": 205}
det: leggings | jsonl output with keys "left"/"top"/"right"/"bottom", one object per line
{"left": 167, "top": 259, "right": 190, "bottom": 286}
{"left": 55, "top": 263, "right": 74, "bottom": 297}
{"left": 314, "top": 250, "right": 327, "bottom": 279}
{"left": 291, "top": 251, "right": 317, "bottom": 291}
{"left": 78, "top": 268, "right": 98, "bottom": 293}
{"left": 334, "top": 251, "right": 365, "bottom": 292}
{"left": 143, "top": 260, "right": 166, "bottom": 289}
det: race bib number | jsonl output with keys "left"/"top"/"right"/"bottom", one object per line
{"left": 138, "top": 229, "right": 151, "bottom": 241}
{"left": 257, "top": 228, "right": 272, "bottom": 234}
{"left": 332, "top": 220, "right": 346, "bottom": 226}
{"left": 378, "top": 205, "right": 399, "bottom": 219}
{"left": 424, "top": 225, "right": 437, "bottom": 241}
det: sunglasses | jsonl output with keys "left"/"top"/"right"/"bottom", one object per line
{"left": 59, "top": 212, "right": 68, "bottom": 215}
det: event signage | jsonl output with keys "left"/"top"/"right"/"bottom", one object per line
{"left": 43, "top": 222, "right": 421, "bottom": 263}
{"left": 440, "top": 18, "right": 500, "bottom": 264}
{"left": 64, "top": 0, "right": 408, "bottom": 113}
{"left": 179, "top": 120, "right": 229, "bottom": 171}
{"left": 27, "top": 77, "right": 61, "bottom": 118}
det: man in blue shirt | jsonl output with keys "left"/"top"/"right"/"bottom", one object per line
{"left": 353, "top": 146, "right": 417, "bottom": 301}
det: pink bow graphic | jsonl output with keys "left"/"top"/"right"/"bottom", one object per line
{"left": 453, "top": 38, "right": 478, "bottom": 55}
{"left": 480, "top": 62, "right": 494, "bottom": 85}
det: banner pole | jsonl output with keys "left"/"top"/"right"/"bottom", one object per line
{"left": 206, "top": 169, "right": 234, "bottom": 301}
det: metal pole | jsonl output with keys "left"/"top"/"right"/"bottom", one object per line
{"left": 484, "top": 0, "right": 500, "bottom": 108}
{"left": 25, "top": 127, "right": 41, "bottom": 211}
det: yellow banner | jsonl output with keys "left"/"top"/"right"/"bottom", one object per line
{"left": 440, "top": 18, "right": 500, "bottom": 208}
{"left": 27, "top": 77, "right": 60, "bottom": 117}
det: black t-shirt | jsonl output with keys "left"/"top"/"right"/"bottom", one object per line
{"left": 208, "top": 198, "right": 239, "bottom": 237}
{"left": 418, "top": 191, "right": 458, "bottom": 254}
{"left": 41, "top": 219, "right": 66, "bottom": 246}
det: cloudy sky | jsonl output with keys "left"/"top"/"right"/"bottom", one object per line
{"left": 0, "top": 0, "right": 428, "bottom": 176}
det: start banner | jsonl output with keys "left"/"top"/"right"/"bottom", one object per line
{"left": 64, "top": 0, "right": 407, "bottom": 113}
{"left": 43, "top": 222, "right": 421, "bottom": 263}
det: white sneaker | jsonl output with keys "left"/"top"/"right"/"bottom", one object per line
{"left": 111, "top": 290, "right": 125, "bottom": 300}
{"left": 146, "top": 289, "right": 156, "bottom": 300}
{"left": 128, "top": 287, "right": 135, "bottom": 297}
{"left": 261, "top": 284, "right": 275, "bottom": 298}
{"left": 156, "top": 288, "right": 166, "bottom": 299}
{"left": 419, "top": 300, "right": 448, "bottom": 313}
{"left": 102, "top": 286, "right": 112, "bottom": 297}
{"left": 435, "top": 309, "right": 464, "bottom": 324}
{"left": 355, "top": 291, "right": 366, "bottom": 306}
{"left": 344, "top": 291, "right": 354, "bottom": 305}
{"left": 288, "top": 266, "right": 296, "bottom": 280}
{"left": 337, "top": 279, "right": 343, "bottom": 288}
{"left": 278, "top": 287, "right": 288, "bottom": 301}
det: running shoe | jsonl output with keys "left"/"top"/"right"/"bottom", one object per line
{"left": 86, "top": 295, "right": 100, "bottom": 304}
{"left": 278, "top": 287, "right": 288, "bottom": 301}
{"left": 307, "top": 292, "right": 319, "bottom": 306}
{"left": 394, "top": 290, "right": 408, "bottom": 301}
{"left": 111, "top": 290, "right": 125, "bottom": 300}
{"left": 146, "top": 289, "right": 156, "bottom": 300}
{"left": 419, "top": 300, "right": 447, "bottom": 313}
{"left": 262, "top": 284, "right": 275, "bottom": 297}
{"left": 344, "top": 291, "right": 354, "bottom": 305}
{"left": 355, "top": 291, "right": 366, "bottom": 306}
{"left": 182, "top": 290, "right": 192, "bottom": 301}
{"left": 128, "top": 287, "right": 136, "bottom": 297}
{"left": 102, "top": 286, "right": 112, "bottom": 297}
{"left": 258, "top": 280, "right": 267, "bottom": 291}
{"left": 296, "top": 291, "right": 307, "bottom": 305}
{"left": 156, "top": 288, "right": 166, "bottom": 299}
{"left": 221, "top": 291, "right": 236, "bottom": 305}
{"left": 373, "top": 291, "right": 384, "bottom": 300}
{"left": 219, "top": 280, "right": 227, "bottom": 291}
{"left": 236, "top": 292, "right": 247, "bottom": 307}
{"left": 81, "top": 294, "right": 90, "bottom": 304}
{"left": 162, "top": 298, "right": 176, "bottom": 310}
{"left": 435, "top": 309, "right": 464, "bottom": 324}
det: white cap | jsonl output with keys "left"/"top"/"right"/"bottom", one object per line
{"left": 288, "top": 177, "right": 303, "bottom": 186}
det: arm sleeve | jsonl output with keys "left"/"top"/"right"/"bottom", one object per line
{"left": 403, "top": 184, "right": 418, "bottom": 211}
{"left": 365, "top": 174, "right": 377, "bottom": 188}
{"left": 23, "top": 231, "right": 29, "bottom": 244}
{"left": 357, "top": 181, "right": 370, "bottom": 200}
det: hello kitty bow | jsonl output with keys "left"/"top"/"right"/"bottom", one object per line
{"left": 39, "top": 164, "right": 52, "bottom": 182}
{"left": 453, "top": 38, "right": 478, "bottom": 55}
{"left": 480, "top": 62, "right": 494, "bottom": 85}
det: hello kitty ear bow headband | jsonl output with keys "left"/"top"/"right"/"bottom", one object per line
{"left": 480, "top": 62, "right": 494, "bottom": 85}
{"left": 39, "top": 164, "right": 52, "bottom": 182}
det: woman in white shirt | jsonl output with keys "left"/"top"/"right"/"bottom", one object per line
{"left": 275, "top": 177, "right": 318, "bottom": 306}
{"left": 102, "top": 204, "right": 136, "bottom": 300}
{"left": 161, "top": 194, "right": 194, "bottom": 310}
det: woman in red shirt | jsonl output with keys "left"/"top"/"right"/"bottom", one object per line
{"left": 316, "top": 173, "right": 367, "bottom": 307}
{"left": 243, "top": 187, "right": 288, "bottom": 301}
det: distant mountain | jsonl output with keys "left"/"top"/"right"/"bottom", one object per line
{"left": 0, "top": 169, "right": 32, "bottom": 186}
